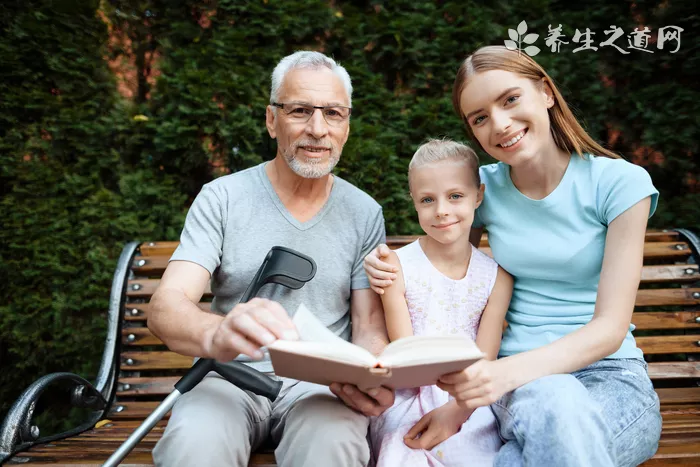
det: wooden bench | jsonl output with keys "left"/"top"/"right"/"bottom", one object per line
{"left": 2, "top": 229, "right": 699, "bottom": 466}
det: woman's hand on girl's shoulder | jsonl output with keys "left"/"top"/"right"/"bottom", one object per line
{"left": 363, "top": 244, "right": 398, "bottom": 294}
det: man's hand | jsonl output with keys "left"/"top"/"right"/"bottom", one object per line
{"left": 404, "top": 401, "right": 472, "bottom": 450}
{"left": 329, "top": 383, "right": 394, "bottom": 417}
{"left": 203, "top": 298, "right": 299, "bottom": 362}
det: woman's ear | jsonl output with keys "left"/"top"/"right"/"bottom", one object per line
{"left": 541, "top": 78, "right": 555, "bottom": 109}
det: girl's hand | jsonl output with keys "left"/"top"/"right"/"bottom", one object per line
{"left": 437, "top": 359, "right": 512, "bottom": 409}
{"left": 404, "top": 401, "right": 472, "bottom": 450}
{"left": 363, "top": 244, "right": 397, "bottom": 294}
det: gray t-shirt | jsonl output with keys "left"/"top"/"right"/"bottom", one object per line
{"left": 170, "top": 162, "right": 386, "bottom": 372}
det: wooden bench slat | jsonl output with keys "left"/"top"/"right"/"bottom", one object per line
{"left": 636, "top": 289, "right": 700, "bottom": 307}
{"left": 121, "top": 316, "right": 700, "bottom": 347}
{"left": 640, "top": 265, "right": 700, "bottom": 283}
{"left": 123, "top": 302, "right": 211, "bottom": 321}
{"left": 126, "top": 280, "right": 212, "bottom": 298}
{"left": 108, "top": 401, "right": 166, "bottom": 420}
{"left": 637, "top": 335, "right": 700, "bottom": 355}
{"left": 124, "top": 308, "right": 700, "bottom": 330}
{"left": 116, "top": 377, "right": 178, "bottom": 397}
{"left": 122, "top": 310, "right": 700, "bottom": 343}
{"left": 121, "top": 352, "right": 192, "bottom": 371}
{"left": 634, "top": 312, "right": 700, "bottom": 330}
{"left": 109, "top": 394, "right": 700, "bottom": 424}
{"left": 645, "top": 231, "right": 684, "bottom": 242}
{"left": 126, "top": 281, "right": 700, "bottom": 306}
{"left": 131, "top": 258, "right": 700, "bottom": 284}
{"left": 116, "top": 355, "right": 700, "bottom": 380}
{"left": 137, "top": 231, "right": 685, "bottom": 257}
{"left": 649, "top": 362, "right": 700, "bottom": 379}
{"left": 121, "top": 328, "right": 162, "bottom": 346}
{"left": 657, "top": 388, "right": 700, "bottom": 405}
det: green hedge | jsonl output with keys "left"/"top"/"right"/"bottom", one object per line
{"left": 1, "top": 0, "right": 698, "bottom": 431}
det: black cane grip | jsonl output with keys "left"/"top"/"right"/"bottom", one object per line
{"left": 213, "top": 360, "right": 282, "bottom": 401}
{"left": 174, "top": 358, "right": 214, "bottom": 394}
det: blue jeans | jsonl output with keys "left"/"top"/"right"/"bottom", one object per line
{"left": 491, "top": 358, "right": 662, "bottom": 467}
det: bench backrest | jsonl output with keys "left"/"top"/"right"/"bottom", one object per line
{"left": 111, "top": 231, "right": 699, "bottom": 421}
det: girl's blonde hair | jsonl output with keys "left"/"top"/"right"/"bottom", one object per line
{"left": 451, "top": 46, "right": 619, "bottom": 159}
{"left": 408, "top": 138, "right": 480, "bottom": 192}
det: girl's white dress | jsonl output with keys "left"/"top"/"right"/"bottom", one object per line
{"left": 370, "top": 240, "right": 502, "bottom": 466}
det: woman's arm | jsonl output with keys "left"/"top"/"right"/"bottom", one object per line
{"left": 440, "top": 198, "right": 651, "bottom": 408}
{"left": 379, "top": 251, "right": 412, "bottom": 341}
{"left": 475, "top": 267, "right": 513, "bottom": 360}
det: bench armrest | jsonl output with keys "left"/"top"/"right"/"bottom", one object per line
{"left": 0, "top": 372, "right": 107, "bottom": 462}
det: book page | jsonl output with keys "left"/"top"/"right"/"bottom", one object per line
{"left": 292, "top": 303, "right": 347, "bottom": 343}
{"left": 267, "top": 304, "right": 378, "bottom": 367}
{"left": 379, "top": 335, "right": 483, "bottom": 367}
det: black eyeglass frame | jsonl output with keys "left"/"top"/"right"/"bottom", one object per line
{"left": 271, "top": 102, "right": 353, "bottom": 124}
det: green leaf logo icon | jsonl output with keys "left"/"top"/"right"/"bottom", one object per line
{"left": 504, "top": 21, "right": 540, "bottom": 56}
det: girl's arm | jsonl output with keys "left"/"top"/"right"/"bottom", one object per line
{"left": 440, "top": 198, "right": 651, "bottom": 408}
{"left": 379, "top": 251, "right": 412, "bottom": 341}
{"left": 475, "top": 267, "right": 513, "bottom": 360}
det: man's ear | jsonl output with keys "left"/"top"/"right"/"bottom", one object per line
{"left": 476, "top": 183, "right": 485, "bottom": 208}
{"left": 266, "top": 106, "right": 277, "bottom": 139}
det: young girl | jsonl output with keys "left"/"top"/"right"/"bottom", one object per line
{"left": 365, "top": 46, "right": 662, "bottom": 466}
{"left": 370, "top": 139, "right": 513, "bottom": 466}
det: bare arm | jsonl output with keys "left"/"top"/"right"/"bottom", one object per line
{"left": 350, "top": 288, "right": 390, "bottom": 355}
{"left": 148, "top": 260, "right": 297, "bottom": 362}
{"left": 148, "top": 260, "right": 221, "bottom": 357}
{"left": 379, "top": 251, "right": 412, "bottom": 341}
{"left": 475, "top": 267, "right": 513, "bottom": 360}
{"left": 330, "top": 287, "right": 394, "bottom": 416}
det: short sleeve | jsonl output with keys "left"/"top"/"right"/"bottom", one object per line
{"left": 596, "top": 160, "right": 659, "bottom": 225}
{"left": 170, "top": 184, "right": 225, "bottom": 274}
{"left": 350, "top": 208, "right": 386, "bottom": 290}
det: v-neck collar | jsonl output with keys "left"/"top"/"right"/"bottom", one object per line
{"left": 258, "top": 162, "right": 338, "bottom": 231}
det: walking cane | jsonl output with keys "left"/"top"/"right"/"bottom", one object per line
{"left": 102, "top": 246, "right": 317, "bottom": 466}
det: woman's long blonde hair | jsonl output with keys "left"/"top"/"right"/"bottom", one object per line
{"left": 451, "top": 46, "right": 619, "bottom": 159}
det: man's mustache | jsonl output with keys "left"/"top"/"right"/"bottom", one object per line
{"left": 292, "top": 140, "right": 335, "bottom": 152}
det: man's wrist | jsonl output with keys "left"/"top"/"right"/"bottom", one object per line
{"left": 199, "top": 315, "right": 224, "bottom": 359}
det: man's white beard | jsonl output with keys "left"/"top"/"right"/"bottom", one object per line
{"left": 284, "top": 150, "right": 340, "bottom": 179}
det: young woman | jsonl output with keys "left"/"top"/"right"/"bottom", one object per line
{"left": 364, "top": 46, "right": 662, "bottom": 466}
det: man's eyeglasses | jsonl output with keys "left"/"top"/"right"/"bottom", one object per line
{"left": 271, "top": 102, "right": 352, "bottom": 126}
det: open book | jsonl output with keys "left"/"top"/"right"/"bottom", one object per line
{"left": 267, "top": 304, "right": 484, "bottom": 390}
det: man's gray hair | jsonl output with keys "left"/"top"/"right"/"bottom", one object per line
{"left": 270, "top": 51, "right": 353, "bottom": 106}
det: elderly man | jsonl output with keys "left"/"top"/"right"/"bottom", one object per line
{"left": 148, "top": 51, "right": 393, "bottom": 466}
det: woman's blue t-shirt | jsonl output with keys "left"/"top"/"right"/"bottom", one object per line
{"left": 475, "top": 154, "right": 659, "bottom": 359}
